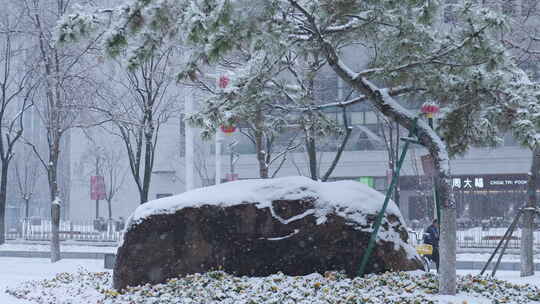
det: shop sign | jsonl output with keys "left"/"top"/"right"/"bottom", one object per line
{"left": 451, "top": 174, "right": 529, "bottom": 191}
{"left": 90, "top": 176, "right": 106, "bottom": 200}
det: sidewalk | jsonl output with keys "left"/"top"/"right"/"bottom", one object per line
{"left": 3, "top": 239, "right": 118, "bottom": 247}
{"left": 0, "top": 240, "right": 117, "bottom": 260}
{"left": 2, "top": 240, "right": 539, "bottom": 271}
{"left": 0, "top": 251, "right": 110, "bottom": 259}
{"left": 457, "top": 260, "right": 540, "bottom": 271}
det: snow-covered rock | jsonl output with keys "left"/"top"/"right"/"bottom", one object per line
{"left": 114, "top": 176, "right": 422, "bottom": 289}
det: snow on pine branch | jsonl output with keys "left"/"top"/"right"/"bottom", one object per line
{"left": 361, "top": 78, "right": 450, "bottom": 174}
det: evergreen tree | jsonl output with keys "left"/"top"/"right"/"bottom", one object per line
{"left": 58, "top": 0, "right": 539, "bottom": 294}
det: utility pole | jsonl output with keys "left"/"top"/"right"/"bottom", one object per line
{"left": 185, "top": 89, "right": 194, "bottom": 191}
{"left": 229, "top": 140, "right": 239, "bottom": 181}
{"left": 215, "top": 75, "right": 229, "bottom": 185}
{"left": 215, "top": 132, "right": 222, "bottom": 185}
{"left": 95, "top": 156, "right": 100, "bottom": 219}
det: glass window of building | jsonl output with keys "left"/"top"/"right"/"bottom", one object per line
{"left": 444, "top": 0, "right": 458, "bottom": 23}
{"left": 522, "top": 0, "right": 537, "bottom": 16}
{"left": 350, "top": 111, "right": 365, "bottom": 125}
{"left": 502, "top": 0, "right": 517, "bottom": 16}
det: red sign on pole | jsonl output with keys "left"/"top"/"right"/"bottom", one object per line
{"left": 90, "top": 176, "right": 106, "bottom": 200}
{"left": 219, "top": 75, "right": 229, "bottom": 89}
{"left": 226, "top": 173, "right": 238, "bottom": 182}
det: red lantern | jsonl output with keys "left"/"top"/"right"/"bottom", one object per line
{"left": 421, "top": 103, "right": 440, "bottom": 119}
{"left": 219, "top": 75, "right": 229, "bottom": 89}
{"left": 220, "top": 124, "right": 236, "bottom": 135}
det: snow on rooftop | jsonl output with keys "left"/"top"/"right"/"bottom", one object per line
{"left": 129, "top": 176, "right": 402, "bottom": 226}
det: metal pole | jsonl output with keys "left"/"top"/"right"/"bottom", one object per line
{"left": 480, "top": 209, "right": 522, "bottom": 275}
{"left": 479, "top": 220, "right": 513, "bottom": 275}
{"left": 358, "top": 117, "right": 418, "bottom": 276}
{"left": 215, "top": 75, "right": 224, "bottom": 185}
{"left": 215, "top": 131, "right": 222, "bottom": 185}
{"left": 492, "top": 210, "right": 522, "bottom": 277}
{"left": 95, "top": 156, "right": 99, "bottom": 219}
{"left": 428, "top": 117, "right": 441, "bottom": 223}
{"left": 433, "top": 179, "right": 441, "bottom": 222}
{"left": 185, "top": 89, "right": 194, "bottom": 191}
{"left": 229, "top": 142, "right": 235, "bottom": 177}
{"left": 394, "top": 121, "right": 400, "bottom": 207}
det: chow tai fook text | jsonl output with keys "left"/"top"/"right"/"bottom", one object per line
{"left": 450, "top": 174, "right": 533, "bottom": 191}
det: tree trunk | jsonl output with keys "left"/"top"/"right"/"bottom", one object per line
{"left": 521, "top": 145, "right": 539, "bottom": 277}
{"left": 255, "top": 134, "right": 268, "bottom": 178}
{"left": 107, "top": 199, "right": 113, "bottom": 220}
{"left": 306, "top": 135, "right": 318, "bottom": 180}
{"left": 140, "top": 187, "right": 149, "bottom": 204}
{"left": 141, "top": 122, "right": 153, "bottom": 204}
{"left": 25, "top": 199, "right": 30, "bottom": 219}
{"left": 48, "top": 150, "right": 61, "bottom": 263}
{"left": 141, "top": 148, "right": 152, "bottom": 203}
{"left": 305, "top": 57, "right": 318, "bottom": 181}
{"left": 0, "top": 164, "right": 8, "bottom": 245}
{"left": 51, "top": 198, "right": 61, "bottom": 262}
{"left": 254, "top": 106, "right": 268, "bottom": 178}
{"left": 437, "top": 175, "right": 457, "bottom": 294}
{"left": 24, "top": 198, "right": 30, "bottom": 239}
{"left": 321, "top": 108, "right": 353, "bottom": 182}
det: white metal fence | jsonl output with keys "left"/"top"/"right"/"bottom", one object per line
{"left": 409, "top": 227, "right": 540, "bottom": 249}
{"left": 5, "top": 219, "right": 124, "bottom": 242}
{"left": 4, "top": 221, "right": 540, "bottom": 247}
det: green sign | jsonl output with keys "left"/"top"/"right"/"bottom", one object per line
{"left": 358, "top": 177, "right": 374, "bottom": 188}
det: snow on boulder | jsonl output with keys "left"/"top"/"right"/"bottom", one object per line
{"left": 113, "top": 176, "right": 423, "bottom": 290}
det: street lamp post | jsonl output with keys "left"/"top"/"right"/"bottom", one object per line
{"left": 228, "top": 140, "right": 239, "bottom": 181}
{"left": 215, "top": 131, "right": 222, "bottom": 185}
{"left": 215, "top": 75, "right": 231, "bottom": 185}
{"left": 185, "top": 88, "right": 194, "bottom": 191}
{"left": 95, "top": 155, "right": 100, "bottom": 219}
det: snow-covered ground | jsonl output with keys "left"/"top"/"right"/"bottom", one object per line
{"left": 1, "top": 257, "right": 540, "bottom": 303}
{"left": 0, "top": 243, "right": 117, "bottom": 253}
{"left": 457, "top": 253, "right": 540, "bottom": 262}
{"left": 0, "top": 258, "right": 106, "bottom": 303}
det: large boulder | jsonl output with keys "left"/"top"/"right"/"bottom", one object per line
{"left": 114, "top": 176, "right": 422, "bottom": 290}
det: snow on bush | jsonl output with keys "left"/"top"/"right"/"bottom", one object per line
{"left": 5, "top": 270, "right": 540, "bottom": 304}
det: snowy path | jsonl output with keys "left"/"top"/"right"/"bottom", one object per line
{"left": 0, "top": 258, "right": 106, "bottom": 303}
